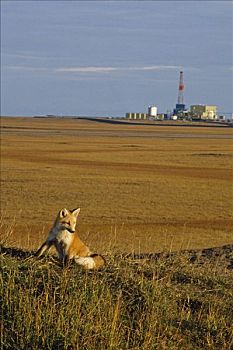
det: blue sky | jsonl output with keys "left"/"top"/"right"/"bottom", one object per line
{"left": 1, "top": 1, "right": 232, "bottom": 117}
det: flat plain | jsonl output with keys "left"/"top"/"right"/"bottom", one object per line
{"left": 1, "top": 117, "right": 232, "bottom": 254}
{"left": 1, "top": 117, "right": 233, "bottom": 349}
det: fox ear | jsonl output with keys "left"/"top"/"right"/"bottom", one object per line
{"left": 59, "top": 208, "right": 69, "bottom": 218}
{"left": 72, "top": 208, "right": 81, "bottom": 217}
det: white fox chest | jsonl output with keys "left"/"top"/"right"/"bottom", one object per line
{"left": 55, "top": 230, "right": 73, "bottom": 251}
{"left": 47, "top": 228, "right": 74, "bottom": 260}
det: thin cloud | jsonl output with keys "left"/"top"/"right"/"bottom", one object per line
{"left": 2, "top": 52, "right": 69, "bottom": 60}
{"left": 5, "top": 64, "right": 199, "bottom": 76}
{"left": 140, "top": 65, "right": 181, "bottom": 71}
{"left": 5, "top": 65, "right": 48, "bottom": 72}
{"left": 54, "top": 65, "right": 181, "bottom": 74}
{"left": 55, "top": 67, "right": 118, "bottom": 73}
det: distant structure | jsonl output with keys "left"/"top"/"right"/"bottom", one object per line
{"left": 124, "top": 69, "right": 222, "bottom": 123}
{"left": 178, "top": 71, "right": 184, "bottom": 105}
{"left": 125, "top": 112, "right": 147, "bottom": 120}
{"left": 125, "top": 105, "right": 159, "bottom": 120}
{"left": 173, "top": 71, "right": 186, "bottom": 117}
{"left": 148, "top": 106, "right": 158, "bottom": 117}
{"left": 190, "top": 105, "right": 217, "bottom": 120}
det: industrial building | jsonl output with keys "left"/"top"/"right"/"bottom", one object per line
{"left": 190, "top": 105, "right": 217, "bottom": 120}
{"left": 125, "top": 112, "right": 147, "bottom": 120}
{"left": 173, "top": 71, "right": 187, "bottom": 117}
{"left": 124, "top": 71, "right": 221, "bottom": 122}
{"left": 125, "top": 105, "right": 159, "bottom": 120}
{"left": 148, "top": 106, "right": 158, "bottom": 117}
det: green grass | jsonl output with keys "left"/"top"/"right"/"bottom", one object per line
{"left": 1, "top": 249, "right": 232, "bottom": 350}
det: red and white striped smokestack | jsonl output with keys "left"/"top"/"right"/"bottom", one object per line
{"left": 178, "top": 71, "right": 184, "bottom": 105}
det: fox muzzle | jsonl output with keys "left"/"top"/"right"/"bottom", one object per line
{"left": 66, "top": 228, "right": 75, "bottom": 233}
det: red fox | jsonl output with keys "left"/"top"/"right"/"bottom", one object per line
{"left": 35, "top": 208, "right": 105, "bottom": 269}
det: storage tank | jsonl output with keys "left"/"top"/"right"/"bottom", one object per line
{"left": 148, "top": 106, "right": 158, "bottom": 117}
{"left": 207, "top": 111, "right": 215, "bottom": 119}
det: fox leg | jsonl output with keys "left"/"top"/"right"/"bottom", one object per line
{"left": 35, "top": 240, "right": 53, "bottom": 257}
{"left": 53, "top": 241, "right": 66, "bottom": 261}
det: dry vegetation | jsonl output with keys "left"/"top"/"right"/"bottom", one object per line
{"left": 1, "top": 117, "right": 232, "bottom": 253}
{"left": 1, "top": 246, "right": 233, "bottom": 349}
{"left": 1, "top": 117, "right": 233, "bottom": 349}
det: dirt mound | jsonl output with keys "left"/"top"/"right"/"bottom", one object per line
{"left": 1, "top": 244, "right": 233, "bottom": 269}
{"left": 126, "top": 244, "right": 233, "bottom": 270}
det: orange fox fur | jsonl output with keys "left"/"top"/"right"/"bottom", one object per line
{"left": 35, "top": 208, "right": 105, "bottom": 269}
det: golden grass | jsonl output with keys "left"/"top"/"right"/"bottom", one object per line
{"left": 1, "top": 117, "right": 233, "bottom": 349}
{"left": 1, "top": 248, "right": 233, "bottom": 349}
{"left": 1, "top": 117, "right": 232, "bottom": 253}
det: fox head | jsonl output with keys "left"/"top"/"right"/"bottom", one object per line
{"left": 56, "top": 208, "right": 81, "bottom": 233}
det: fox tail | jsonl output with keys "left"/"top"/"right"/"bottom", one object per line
{"left": 74, "top": 253, "right": 106, "bottom": 270}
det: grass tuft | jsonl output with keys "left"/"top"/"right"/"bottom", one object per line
{"left": 1, "top": 247, "right": 233, "bottom": 349}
